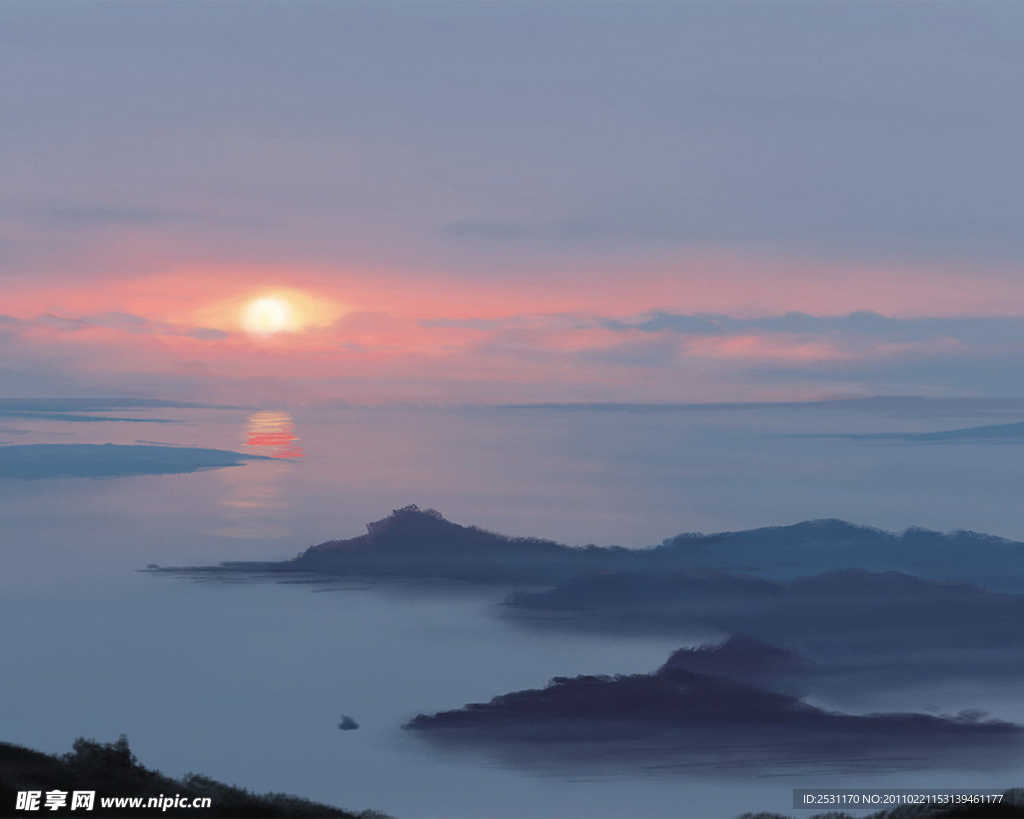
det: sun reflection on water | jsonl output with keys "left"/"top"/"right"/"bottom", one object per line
{"left": 210, "top": 411, "right": 305, "bottom": 538}
{"left": 244, "top": 410, "right": 306, "bottom": 458}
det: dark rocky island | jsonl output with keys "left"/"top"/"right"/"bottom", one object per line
{"left": 162, "top": 504, "right": 668, "bottom": 584}
{"left": 404, "top": 644, "right": 1023, "bottom": 778}
{"left": 154, "top": 507, "right": 1024, "bottom": 731}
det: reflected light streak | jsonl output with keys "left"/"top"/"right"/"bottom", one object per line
{"left": 209, "top": 411, "right": 304, "bottom": 538}
{"left": 245, "top": 411, "right": 305, "bottom": 458}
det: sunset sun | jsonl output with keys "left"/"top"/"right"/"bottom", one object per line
{"left": 216, "top": 287, "right": 342, "bottom": 338}
{"left": 241, "top": 296, "right": 298, "bottom": 336}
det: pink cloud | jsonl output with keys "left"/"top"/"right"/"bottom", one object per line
{"left": 1, "top": 245, "right": 1021, "bottom": 403}
{"left": 7, "top": 244, "right": 1024, "bottom": 325}
{"left": 681, "top": 333, "right": 964, "bottom": 363}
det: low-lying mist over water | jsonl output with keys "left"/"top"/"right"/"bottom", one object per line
{"left": 2, "top": 399, "right": 1024, "bottom": 817}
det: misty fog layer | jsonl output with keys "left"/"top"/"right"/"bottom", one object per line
{"left": 2, "top": 401, "right": 1024, "bottom": 817}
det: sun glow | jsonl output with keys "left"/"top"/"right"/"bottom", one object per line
{"left": 241, "top": 297, "right": 298, "bottom": 336}
{"left": 189, "top": 286, "right": 342, "bottom": 339}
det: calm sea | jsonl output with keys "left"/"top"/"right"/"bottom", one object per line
{"left": 1, "top": 401, "right": 1023, "bottom": 818}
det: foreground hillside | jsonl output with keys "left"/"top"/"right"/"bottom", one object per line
{"left": 0, "top": 736, "right": 386, "bottom": 818}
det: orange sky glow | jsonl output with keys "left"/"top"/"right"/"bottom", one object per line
{"left": 3, "top": 249, "right": 1022, "bottom": 405}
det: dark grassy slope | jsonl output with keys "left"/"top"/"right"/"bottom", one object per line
{"left": 404, "top": 649, "right": 1023, "bottom": 778}
{"left": 160, "top": 506, "right": 1024, "bottom": 590}
{"left": 0, "top": 736, "right": 386, "bottom": 818}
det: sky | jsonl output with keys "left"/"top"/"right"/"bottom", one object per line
{"left": 3, "top": 1, "right": 1024, "bottom": 404}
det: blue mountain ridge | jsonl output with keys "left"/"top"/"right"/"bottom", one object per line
{"left": 164, "top": 505, "right": 1024, "bottom": 591}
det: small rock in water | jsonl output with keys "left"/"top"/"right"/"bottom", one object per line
{"left": 337, "top": 715, "right": 359, "bottom": 731}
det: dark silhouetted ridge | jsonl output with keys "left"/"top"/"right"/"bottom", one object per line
{"left": 658, "top": 636, "right": 807, "bottom": 690}
{"left": 157, "top": 507, "right": 1024, "bottom": 590}
{"left": 660, "top": 518, "right": 1024, "bottom": 589}
{"left": 404, "top": 646, "right": 1022, "bottom": 775}
{"left": 0, "top": 735, "right": 386, "bottom": 818}
{"left": 302, "top": 504, "right": 561, "bottom": 558}
{"left": 289, "top": 504, "right": 590, "bottom": 581}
